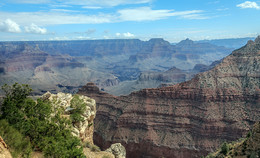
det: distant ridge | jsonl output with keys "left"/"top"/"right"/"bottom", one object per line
{"left": 197, "top": 37, "right": 256, "bottom": 49}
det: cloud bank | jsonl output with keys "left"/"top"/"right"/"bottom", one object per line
{"left": 25, "top": 23, "right": 47, "bottom": 34}
{"left": 7, "top": 0, "right": 152, "bottom": 7}
{"left": 118, "top": 7, "right": 206, "bottom": 21}
{"left": 0, "top": 19, "right": 48, "bottom": 34}
{"left": 0, "top": 19, "right": 21, "bottom": 33}
{"left": 0, "top": 7, "right": 207, "bottom": 27}
{"left": 237, "top": 1, "right": 260, "bottom": 9}
{"left": 116, "top": 32, "right": 135, "bottom": 38}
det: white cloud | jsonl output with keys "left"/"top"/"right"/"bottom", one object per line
{"left": 123, "top": 32, "right": 134, "bottom": 37}
{"left": 0, "top": 19, "right": 21, "bottom": 33}
{"left": 216, "top": 8, "right": 229, "bottom": 11}
{"left": 50, "top": 9, "right": 80, "bottom": 12}
{"left": 0, "top": 7, "right": 207, "bottom": 28}
{"left": 0, "top": 12, "right": 113, "bottom": 26}
{"left": 76, "top": 36, "right": 91, "bottom": 40}
{"left": 50, "top": 36, "right": 70, "bottom": 40}
{"left": 8, "top": 0, "right": 51, "bottom": 4}
{"left": 237, "top": 1, "right": 260, "bottom": 9}
{"left": 25, "top": 23, "right": 47, "bottom": 34}
{"left": 82, "top": 6, "right": 102, "bottom": 9}
{"left": 8, "top": 0, "right": 152, "bottom": 7}
{"left": 180, "top": 13, "right": 208, "bottom": 20}
{"left": 116, "top": 32, "right": 135, "bottom": 38}
{"left": 50, "top": 4, "right": 72, "bottom": 8}
{"left": 118, "top": 7, "right": 205, "bottom": 21}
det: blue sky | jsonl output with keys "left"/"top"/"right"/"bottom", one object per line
{"left": 0, "top": 0, "right": 259, "bottom": 42}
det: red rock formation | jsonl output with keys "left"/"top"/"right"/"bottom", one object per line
{"left": 78, "top": 36, "right": 260, "bottom": 158}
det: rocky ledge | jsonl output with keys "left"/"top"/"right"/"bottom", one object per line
{"left": 0, "top": 136, "right": 12, "bottom": 158}
{"left": 41, "top": 92, "right": 126, "bottom": 158}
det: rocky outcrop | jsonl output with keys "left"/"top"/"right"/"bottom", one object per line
{"left": 106, "top": 143, "right": 126, "bottom": 158}
{"left": 78, "top": 36, "right": 260, "bottom": 158}
{"left": 0, "top": 136, "right": 12, "bottom": 158}
{"left": 42, "top": 92, "right": 96, "bottom": 143}
{"left": 138, "top": 66, "right": 194, "bottom": 84}
{"left": 41, "top": 92, "right": 126, "bottom": 158}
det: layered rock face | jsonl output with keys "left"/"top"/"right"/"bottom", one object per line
{"left": 78, "top": 36, "right": 260, "bottom": 158}
{"left": 0, "top": 43, "right": 120, "bottom": 95}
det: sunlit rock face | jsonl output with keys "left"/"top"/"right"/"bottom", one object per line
{"left": 42, "top": 92, "right": 96, "bottom": 144}
{"left": 78, "top": 36, "right": 260, "bottom": 158}
{"left": 0, "top": 136, "right": 12, "bottom": 158}
{"left": 42, "top": 92, "right": 126, "bottom": 158}
{"left": 105, "top": 143, "right": 126, "bottom": 158}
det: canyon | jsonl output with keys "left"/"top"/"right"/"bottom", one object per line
{"left": 0, "top": 38, "right": 234, "bottom": 96}
{"left": 78, "top": 36, "right": 260, "bottom": 158}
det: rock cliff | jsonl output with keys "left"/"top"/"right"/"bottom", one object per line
{"left": 0, "top": 136, "right": 12, "bottom": 158}
{"left": 78, "top": 36, "right": 260, "bottom": 158}
{"left": 42, "top": 92, "right": 96, "bottom": 143}
{"left": 42, "top": 92, "right": 126, "bottom": 158}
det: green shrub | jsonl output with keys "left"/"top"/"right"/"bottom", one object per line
{"left": 1, "top": 83, "right": 85, "bottom": 158}
{"left": 220, "top": 142, "right": 230, "bottom": 155}
{"left": 247, "top": 131, "right": 252, "bottom": 138}
{"left": 205, "top": 153, "right": 215, "bottom": 158}
{"left": 85, "top": 141, "right": 91, "bottom": 148}
{"left": 70, "top": 94, "right": 87, "bottom": 123}
{"left": 90, "top": 144, "right": 101, "bottom": 152}
{"left": 0, "top": 119, "right": 32, "bottom": 158}
{"left": 85, "top": 141, "right": 100, "bottom": 152}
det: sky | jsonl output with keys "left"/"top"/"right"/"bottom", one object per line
{"left": 0, "top": 0, "right": 259, "bottom": 42}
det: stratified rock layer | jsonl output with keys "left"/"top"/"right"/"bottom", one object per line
{"left": 78, "top": 36, "right": 260, "bottom": 158}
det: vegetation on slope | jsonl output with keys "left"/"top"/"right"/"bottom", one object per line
{"left": 0, "top": 83, "right": 85, "bottom": 157}
{"left": 0, "top": 119, "right": 32, "bottom": 158}
{"left": 203, "top": 122, "right": 260, "bottom": 158}
{"left": 70, "top": 94, "right": 87, "bottom": 123}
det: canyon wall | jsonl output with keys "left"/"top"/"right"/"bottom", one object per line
{"left": 78, "top": 37, "right": 260, "bottom": 158}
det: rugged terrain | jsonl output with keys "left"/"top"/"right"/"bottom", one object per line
{"left": 0, "top": 44, "right": 119, "bottom": 95}
{"left": 78, "top": 36, "right": 260, "bottom": 158}
{"left": 205, "top": 122, "right": 260, "bottom": 158}
{"left": 198, "top": 37, "right": 255, "bottom": 49}
{"left": 0, "top": 38, "right": 233, "bottom": 95}
{"left": 0, "top": 91, "right": 125, "bottom": 158}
